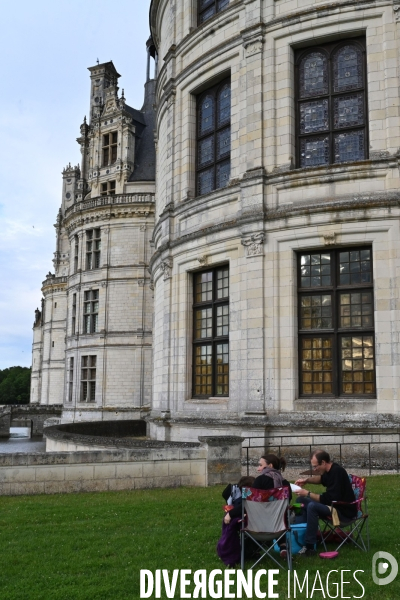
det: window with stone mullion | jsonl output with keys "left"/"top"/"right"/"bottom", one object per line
{"left": 298, "top": 248, "right": 375, "bottom": 397}
{"left": 296, "top": 39, "right": 367, "bottom": 168}
{"left": 197, "top": 79, "right": 231, "bottom": 196}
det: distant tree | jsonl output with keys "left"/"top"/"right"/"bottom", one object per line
{"left": 0, "top": 367, "right": 31, "bottom": 405}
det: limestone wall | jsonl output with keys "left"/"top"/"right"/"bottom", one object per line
{"left": 0, "top": 435, "right": 244, "bottom": 496}
{"left": 0, "top": 448, "right": 206, "bottom": 496}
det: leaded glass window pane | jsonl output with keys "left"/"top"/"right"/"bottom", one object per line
{"left": 216, "top": 305, "right": 229, "bottom": 336}
{"left": 334, "top": 130, "right": 365, "bottom": 163}
{"left": 300, "top": 136, "right": 329, "bottom": 167}
{"left": 198, "top": 136, "right": 214, "bottom": 167}
{"left": 341, "top": 336, "right": 375, "bottom": 394}
{"left": 217, "top": 268, "right": 229, "bottom": 298}
{"left": 301, "top": 295, "right": 332, "bottom": 329}
{"left": 300, "top": 253, "right": 331, "bottom": 288}
{"left": 334, "top": 45, "right": 363, "bottom": 93}
{"left": 297, "top": 40, "right": 367, "bottom": 168}
{"left": 195, "top": 271, "right": 213, "bottom": 302}
{"left": 200, "top": 95, "right": 214, "bottom": 134}
{"left": 217, "top": 127, "right": 230, "bottom": 159}
{"left": 218, "top": 84, "right": 231, "bottom": 126}
{"left": 301, "top": 337, "right": 333, "bottom": 395}
{"left": 195, "top": 345, "right": 213, "bottom": 396}
{"left": 299, "top": 248, "right": 374, "bottom": 397}
{"left": 339, "top": 248, "right": 371, "bottom": 285}
{"left": 193, "top": 267, "right": 229, "bottom": 397}
{"left": 218, "top": 0, "right": 229, "bottom": 10}
{"left": 199, "top": 0, "right": 228, "bottom": 25}
{"left": 216, "top": 160, "right": 230, "bottom": 188}
{"left": 334, "top": 94, "right": 364, "bottom": 129}
{"left": 198, "top": 168, "right": 214, "bottom": 195}
{"left": 300, "top": 99, "right": 329, "bottom": 134}
{"left": 216, "top": 343, "right": 229, "bottom": 395}
{"left": 300, "top": 52, "right": 328, "bottom": 98}
{"left": 340, "top": 292, "right": 373, "bottom": 328}
{"left": 195, "top": 308, "right": 213, "bottom": 338}
{"left": 197, "top": 79, "right": 230, "bottom": 196}
{"left": 199, "top": 5, "right": 215, "bottom": 23}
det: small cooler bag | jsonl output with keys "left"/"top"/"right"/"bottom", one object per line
{"left": 274, "top": 523, "right": 310, "bottom": 555}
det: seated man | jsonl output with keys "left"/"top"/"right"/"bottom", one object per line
{"left": 295, "top": 450, "right": 357, "bottom": 556}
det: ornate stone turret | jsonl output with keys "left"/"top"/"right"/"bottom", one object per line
{"left": 88, "top": 61, "right": 121, "bottom": 123}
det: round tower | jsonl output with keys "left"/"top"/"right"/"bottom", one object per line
{"left": 149, "top": 0, "right": 400, "bottom": 441}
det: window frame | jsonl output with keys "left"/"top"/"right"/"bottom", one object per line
{"left": 192, "top": 265, "right": 229, "bottom": 398}
{"left": 100, "top": 180, "right": 116, "bottom": 196}
{"left": 80, "top": 355, "right": 96, "bottom": 403}
{"left": 85, "top": 229, "right": 101, "bottom": 270}
{"left": 198, "top": 0, "right": 229, "bottom": 25}
{"left": 83, "top": 289, "right": 99, "bottom": 334}
{"left": 72, "top": 293, "right": 77, "bottom": 335}
{"left": 196, "top": 78, "right": 231, "bottom": 197}
{"left": 297, "top": 247, "right": 376, "bottom": 398}
{"left": 68, "top": 357, "right": 74, "bottom": 403}
{"left": 73, "top": 235, "right": 79, "bottom": 274}
{"left": 102, "top": 132, "right": 118, "bottom": 166}
{"left": 295, "top": 38, "right": 368, "bottom": 168}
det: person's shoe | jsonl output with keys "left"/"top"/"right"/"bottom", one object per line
{"left": 298, "top": 546, "right": 316, "bottom": 557}
{"left": 280, "top": 548, "right": 287, "bottom": 559}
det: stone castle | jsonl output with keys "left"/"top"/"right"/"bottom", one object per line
{"left": 31, "top": 0, "right": 400, "bottom": 442}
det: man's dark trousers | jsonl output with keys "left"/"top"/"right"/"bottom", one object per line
{"left": 295, "top": 496, "right": 331, "bottom": 546}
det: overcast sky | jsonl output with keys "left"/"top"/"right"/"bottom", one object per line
{"left": 0, "top": 1, "right": 151, "bottom": 369}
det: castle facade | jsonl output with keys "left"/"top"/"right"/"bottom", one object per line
{"left": 32, "top": 0, "right": 400, "bottom": 441}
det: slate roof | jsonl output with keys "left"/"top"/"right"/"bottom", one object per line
{"left": 128, "top": 79, "right": 156, "bottom": 182}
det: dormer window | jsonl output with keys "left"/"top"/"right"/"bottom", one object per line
{"left": 102, "top": 132, "right": 118, "bottom": 166}
{"left": 101, "top": 181, "right": 116, "bottom": 196}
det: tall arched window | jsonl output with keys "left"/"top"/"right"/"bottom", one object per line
{"left": 197, "top": 79, "right": 231, "bottom": 196}
{"left": 296, "top": 39, "right": 367, "bottom": 168}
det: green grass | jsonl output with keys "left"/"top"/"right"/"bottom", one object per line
{"left": 0, "top": 476, "right": 399, "bottom": 599}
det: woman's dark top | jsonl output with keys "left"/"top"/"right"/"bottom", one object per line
{"left": 253, "top": 474, "right": 293, "bottom": 501}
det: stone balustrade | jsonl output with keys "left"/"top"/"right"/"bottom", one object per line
{"left": 64, "top": 193, "right": 155, "bottom": 218}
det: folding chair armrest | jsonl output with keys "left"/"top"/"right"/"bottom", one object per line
{"left": 332, "top": 499, "right": 364, "bottom": 506}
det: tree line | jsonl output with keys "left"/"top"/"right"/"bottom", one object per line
{"left": 0, "top": 367, "right": 31, "bottom": 405}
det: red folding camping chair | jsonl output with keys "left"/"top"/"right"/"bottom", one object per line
{"left": 240, "top": 486, "right": 292, "bottom": 571}
{"left": 320, "top": 474, "right": 370, "bottom": 552}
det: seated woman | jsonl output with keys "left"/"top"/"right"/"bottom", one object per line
{"left": 252, "top": 453, "right": 292, "bottom": 558}
{"left": 253, "top": 454, "right": 292, "bottom": 498}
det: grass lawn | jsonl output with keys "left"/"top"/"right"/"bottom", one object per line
{"left": 0, "top": 475, "right": 399, "bottom": 599}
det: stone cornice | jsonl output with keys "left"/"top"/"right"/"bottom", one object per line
{"left": 148, "top": 189, "right": 400, "bottom": 273}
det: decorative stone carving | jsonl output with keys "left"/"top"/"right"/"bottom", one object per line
{"left": 241, "top": 233, "right": 265, "bottom": 257}
{"left": 244, "top": 38, "right": 264, "bottom": 57}
{"left": 394, "top": 3, "right": 400, "bottom": 22}
{"left": 140, "top": 224, "right": 147, "bottom": 231}
{"left": 138, "top": 279, "right": 145, "bottom": 286}
{"left": 160, "top": 259, "right": 173, "bottom": 280}
{"left": 323, "top": 232, "right": 336, "bottom": 246}
{"left": 197, "top": 255, "right": 208, "bottom": 266}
